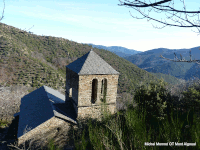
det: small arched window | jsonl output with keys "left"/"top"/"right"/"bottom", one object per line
{"left": 101, "top": 78, "right": 107, "bottom": 103}
{"left": 101, "top": 80, "right": 104, "bottom": 94}
{"left": 91, "top": 79, "right": 98, "bottom": 104}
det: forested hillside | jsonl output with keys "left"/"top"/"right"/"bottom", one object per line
{"left": 150, "top": 72, "right": 185, "bottom": 85}
{"left": 0, "top": 22, "right": 167, "bottom": 98}
{"left": 123, "top": 47, "right": 200, "bottom": 80}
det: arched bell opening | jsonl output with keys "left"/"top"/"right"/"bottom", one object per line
{"left": 91, "top": 79, "right": 98, "bottom": 104}
{"left": 101, "top": 78, "right": 107, "bottom": 103}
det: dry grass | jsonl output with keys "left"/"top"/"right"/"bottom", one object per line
{"left": 0, "top": 82, "right": 30, "bottom": 123}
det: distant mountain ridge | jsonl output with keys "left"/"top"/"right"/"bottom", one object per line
{"left": 86, "top": 43, "right": 142, "bottom": 57}
{"left": 123, "top": 46, "right": 200, "bottom": 81}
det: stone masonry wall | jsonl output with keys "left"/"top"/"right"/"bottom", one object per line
{"left": 65, "top": 67, "right": 119, "bottom": 120}
{"left": 78, "top": 74, "right": 119, "bottom": 119}
{"left": 78, "top": 74, "right": 119, "bottom": 106}
{"left": 18, "top": 117, "right": 72, "bottom": 146}
{"left": 77, "top": 104, "right": 116, "bottom": 120}
{"left": 65, "top": 68, "right": 79, "bottom": 113}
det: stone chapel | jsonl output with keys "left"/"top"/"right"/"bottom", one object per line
{"left": 65, "top": 49, "right": 120, "bottom": 119}
{"left": 14, "top": 49, "right": 120, "bottom": 145}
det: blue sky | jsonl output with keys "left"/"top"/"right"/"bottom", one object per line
{"left": 1, "top": 0, "right": 200, "bottom": 52}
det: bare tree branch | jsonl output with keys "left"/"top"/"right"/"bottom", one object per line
{"left": 0, "top": 0, "right": 34, "bottom": 33}
{"left": 119, "top": 0, "right": 200, "bottom": 13}
{"left": 0, "top": 0, "right": 5, "bottom": 21}
{"left": 160, "top": 48, "right": 200, "bottom": 65}
{"left": 118, "top": 0, "right": 200, "bottom": 34}
{"left": 119, "top": 0, "right": 172, "bottom": 8}
{"left": 180, "top": 54, "right": 183, "bottom": 61}
{"left": 22, "top": 25, "right": 35, "bottom": 32}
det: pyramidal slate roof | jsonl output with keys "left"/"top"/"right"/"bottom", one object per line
{"left": 66, "top": 49, "right": 120, "bottom": 75}
{"left": 15, "top": 85, "right": 77, "bottom": 139}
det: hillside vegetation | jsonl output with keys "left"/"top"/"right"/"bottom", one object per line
{"left": 150, "top": 72, "right": 186, "bottom": 86}
{"left": 0, "top": 22, "right": 167, "bottom": 97}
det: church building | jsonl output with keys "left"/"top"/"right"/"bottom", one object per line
{"left": 14, "top": 49, "right": 120, "bottom": 145}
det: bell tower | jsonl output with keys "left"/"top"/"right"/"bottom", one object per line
{"left": 65, "top": 49, "right": 120, "bottom": 119}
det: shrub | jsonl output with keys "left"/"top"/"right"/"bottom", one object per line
{"left": 133, "top": 79, "right": 170, "bottom": 122}
{"left": 0, "top": 120, "right": 9, "bottom": 128}
{"left": 180, "top": 85, "right": 200, "bottom": 115}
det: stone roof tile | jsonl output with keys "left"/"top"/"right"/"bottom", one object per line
{"left": 66, "top": 49, "right": 120, "bottom": 75}
{"left": 16, "top": 86, "right": 77, "bottom": 138}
